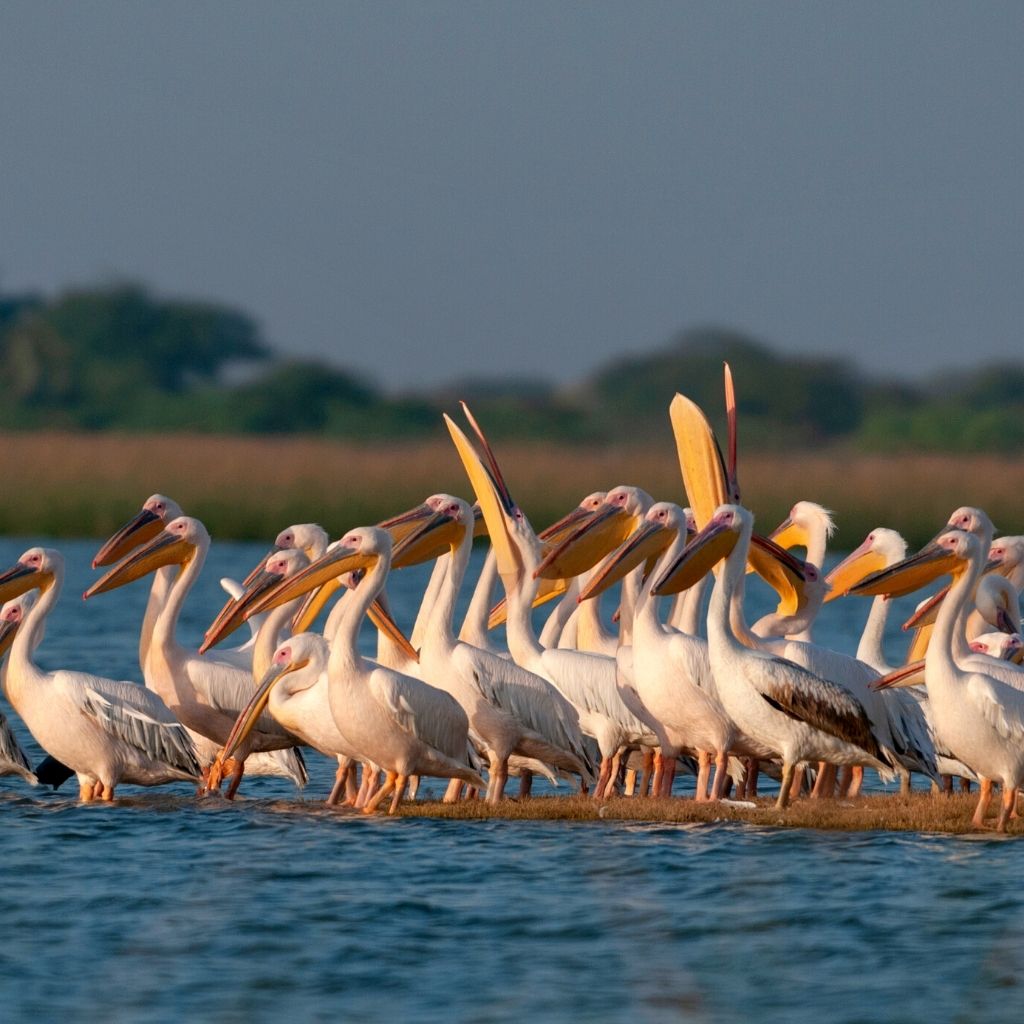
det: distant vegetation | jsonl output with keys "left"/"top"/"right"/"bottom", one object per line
{"left": 1, "top": 281, "right": 1021, "bottom": 452}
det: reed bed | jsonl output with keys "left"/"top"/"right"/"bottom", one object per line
{"left": 397, "top": 792, "right": 1014, "bottom": 835}
{"left": 0, "top": 431, "right": 1020, "bottom": 543}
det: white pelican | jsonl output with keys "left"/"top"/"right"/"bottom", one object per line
{"left": 0, "top": 594, "right": 38, "bottom": 786}
{"left": 446, "top": 406, "right": 654, "bottom": 798}
{"left": 389, "top": 494, "right": 593, "bottom": 801}
{"left": 204, "top": 553, "right": 415, "bottom": 805}
{"left": 85, "top": 517, "right": 308, "bottom": 796}
{"left": 580, "top": 501, "right": 772, "bottom": 800}
{"left": 652, "top": 505, "right": 897, "bottom": 809}
{"left": 861, "top": 529, "right": 1024, "bottom": 831}
{"left": 990, "top": 536, "right": 1024, "bottom": 592}
{"left": 246, "top": 526, "right": 485, "bottom": 813}
{"left": 0, "top": 549, "right": 202, "bottom": 800}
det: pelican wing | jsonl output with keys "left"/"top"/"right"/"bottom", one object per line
{"left": 78, "top": 681, "right": 202, "bottom": 777}
{"left": 459, "top": 647, "right": 586, "bottom": 758}
{"left": 368, "top": 668, "right": 468, "bottom": 762}
{"left": 195, "top": 667, "right": 295, "bottom": 741}
{"left": 751, "top": 653, "right": 883, "bottom": 759}
{"left": 0, "top": 711, "right": 35, "bottom": 783}
{"left": 966, "top": 674, "right": 1024, "bottom": 744}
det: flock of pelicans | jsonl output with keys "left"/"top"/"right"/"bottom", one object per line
{"left": 1, "top": 377, "right": 1023, "bottom": 832}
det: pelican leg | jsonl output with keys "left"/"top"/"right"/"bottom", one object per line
{"left": 407, "top": 775, "right": 420, "bottom": 800}
{"left": 593, "top": 757, "right": 613, "bottom": 800}
{"left": 776, "top": 762, "right": 795, "bottom": 810}
{"left": 659, "top": 756, "right": 677, "bottom": 798}
{"left": 695, "top": 750, "right": 711, "bottom": 802}
{"left": 79, "top": 778, "right": 96, "bottom": 802}
{"left": 639, "top": 748, "right": 655, "bottom": 796}
{"left": 846, "top": 766, "right": 864, "bottom": 799}
{"left": 971, "top": 777, "right": 994, "bottom": 828}
{"left": 363, "top": 771, "right": 398, "bottom": 814}
{"left": 997, "top": 786, "right": 1018, "bottom": 833}
{"left": 898, "top": 768, "right": 912, "bottom": 796}
{"left": 837, "top": 766, "right": 853, "bottom": 797}
{"left": 602, "top": 750, "right": 623, "bottom": 798}
{"left": 745, "top": 758, "right": 760, "bottom": 799}
{"left": 787, "top": 764, "right": 805, "bottom": 802}
{"left": 388, "top": 774, "right": 410, "bottom": 815}
{"left": 623, "top": 768, "right": 637, "bottom": 796}
{"left": 941, "top": 774, "right": 953, "bottom": 795}
{"left": 519, "top": 769, "right": 533, "bottom": 799}
{"left": 710, "top": 751, "right": 729, "bottom": 801}
{"left": 811, "top": 762, "right": 836, "bottom": 800}
{"left": 650, "top": 752, "right": 664, "bottom": 799}
{"left": 224, "top": 758, "right": 245, "bottom": 801}
{"left": 488, "top": 757, "right": 509, "bottom": 805}
{"left": 960, "top": 777, "right": 973, "bottom": 794}
{"left": 99, "top": 782, "right": 116, "bottom": 802}
{"left": 326, "top": 760, "right": 352, "bottom": 806}
{"left": 443, "top": 778, "right": 463, "bottom": 804}
{"left": 359, "top": 768, "right": 381, "bottom": 807}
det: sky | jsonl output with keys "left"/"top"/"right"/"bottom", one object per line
{"left": 0, "top": 3, "right": 1021, "bottom": 393}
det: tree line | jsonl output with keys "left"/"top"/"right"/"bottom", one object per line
{"left": 0, "top": 282, "right": 1020, "bottom": 451}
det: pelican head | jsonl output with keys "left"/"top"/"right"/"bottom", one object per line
{"left": 769, "top": 501, "right": 836, "bottom": 554}
{"left": 849, "top": 526, "right": 976, "bottom": 600}
{"left": 534, "top": 485, "right": 653, "bottom": 581}
{"left": 203, "top": 548, "right": 311, "bottom": 652}
{"left": 538, "top": 492, "right": 607, "bottom": 543}
{"left": 943, "top": 507, "right": 995, "bottom": 547}
{"left": 0, "top": 591, "right": 37, "bottom": 658}
{"left": 245, "top": 525, "right": 389, "bottom": 618}
{"left": 824, "top": 528, "right": 907, "bottom": 602}
{"left": 389, "top": 494, "right": 473, "bottom": 568}
{"left": 969, "top": 632, "right": 1024, "bottom": 664}
{"left": 219, "top": 633, "right": 329, "bottom": 764}
{"left": 0, "top": 547, "right": 63, "bottom": 601}
{"left": 989, "top": 536, "right": 1024, "bottom": 576}
{"left": 92, "top": 494, "right": 184, "bottom": 569}
{"left": 242, "top": 523, "right": 329, "bottom": 587}
{"left": 85, "top": 516, "right": 207, "bottom": 599}
{"left": 651, "top": 503, "right": 749, "bottom": 596}
{"left": 578, "top": 501, "right": 687, "bottom": 603}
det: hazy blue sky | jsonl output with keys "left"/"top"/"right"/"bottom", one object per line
{"left": 1, "top": 3, "right": 1021, "bottom": 391}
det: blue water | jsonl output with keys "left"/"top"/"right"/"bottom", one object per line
{"left": 1, "top": 538, "right": 1020, "bottom": 1023}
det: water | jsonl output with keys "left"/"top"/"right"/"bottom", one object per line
{"left": 1, "top": 538, "right": 1021, "bottom": 1023}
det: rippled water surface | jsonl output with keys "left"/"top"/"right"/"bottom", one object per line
{"left": 1, "top": 538, "right": 1021, "bottom": 1023}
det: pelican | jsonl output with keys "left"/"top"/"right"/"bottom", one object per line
{"left": 246, "top": 526, "right": 486, "bottom": 813}
{"left": 205, "top": 552, "right": 415, "bottom": 805}
{"left": 990, "top": 536, "right": 1024, "bottom": 592}
{"left": 579, "top": 501, "right": 772, "bottom": 799}
{"left": 446, "top": 406, "right": 654, "bottom": 798}
{"left": 85, "top": 517, "right": 308, "bottom": 795}
{"left": 859, "top": 529, "right": 1024, "bottom": 831}
{"left": 0, "top": 594, "right": 39, "bottom": 786}
{"left": 0, "top": 549, "right": 202, "bottom": 800}
{"left": 388, "top": 494, "right": 593, "bottom": 801}
{"left": 653, "top": 504, "right": 897, "bottom": 809}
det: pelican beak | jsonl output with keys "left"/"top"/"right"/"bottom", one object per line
{"left": 651, "top": 517, "right": 738, "bottom": 596}
{"left": 378, "top": 501, "right": 437, "bottom": 546}
{"left": 996, "top": 605, "right": 1018, "bottom": 635}
{"left": 747, "top": 534, "right": 809, "bottom": 616}
{"left": 906, "top": 623, "right": 933, "bottom": 660}
{"left": 390, "top": 507, "right": 463, "bottom": 569}
{"left": 291, "top": 577, "right": 346, "bottom": 633}
{"left": 578, "top": 520, "right": 674, "bottom": 603}
{"left": 534, "top": 504, "right": 635, "bottom": 581}
{"left": 768, "top": 516, "right": 809, "bottom": 553}
{"left": 201, "top": 567, "right": 285, "bottom": 653}
{"left": 0, "top": 562, "right": 43, "bottom": 602}
{"left": 539, "top": 502, "right": 601, "bottom": 544}
{"left": 669, "top": 393, "right": 729, "bottom": 530}
{"left": 0, "top": 617, "right": 20, "bottom": 658}
{"left": 241, "top": 548, "right": 283, "bottom": 588}
{"left": 847, "top": 539, "right": 961, "bottom": 598}
{"left": 92, "top": 508, "right": 164, "bottom": 569}
{"left": 365, "top": 592, "right": 419, "bottom": 663}
{"left": 245, "top": 544, "right": 376, "bottom": 618}
{"left": 870, "top": 660, "right": 925, "bottom": 691}
{"left": 823, "top": 538, "right": 889, "bottom": 602}
{"left": 219, "top": 659, "right": 309, "bottom": 763}
{"left": 445, "top": 404, "right": 526, "bottom": 592}
{"left": 902, "top": 585, "right": 949, "bottom": 631}
{"left": 85, "top": 531, "right": 193, "bottom": 599}
{"left": 487, "top": 576, "right": 568, "bottom": 630}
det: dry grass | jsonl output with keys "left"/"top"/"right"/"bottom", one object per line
{"left": 397, "top": 792, "right": 1016, "bottom": 835}
{"left": 0, "top": 431, "right": 1020, "bottom": 542}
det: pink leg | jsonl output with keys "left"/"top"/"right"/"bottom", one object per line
{"left": 972, "top": 777, "right": 994, "bottom": 828}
